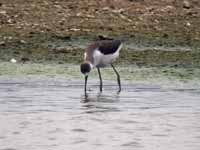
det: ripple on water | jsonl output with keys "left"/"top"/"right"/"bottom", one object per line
{"left": 121, "top": 141, "right": 143, "bottom": 148}
{"left": 71, "top": 128, "right": 87, "bottom": 132}
{"left": 0, "top": 78, "right": 200, "bottom": 150}
{"left": 0, "top": 149, "right": 17, "bottom": 150}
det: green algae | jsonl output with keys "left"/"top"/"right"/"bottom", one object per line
{"left": 1, "top": 62, "right": 200, "bottom": 89}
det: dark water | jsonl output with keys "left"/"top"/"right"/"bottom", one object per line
{"left": 0, "top": 78, "right": 200, "bottom": 150}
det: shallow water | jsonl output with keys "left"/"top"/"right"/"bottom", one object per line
{"left": 0, "top": 78, "right": 200, "bottom": 150}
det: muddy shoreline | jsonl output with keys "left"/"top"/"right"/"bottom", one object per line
{"left": 0, "top": 33, "right": 200, "bottom": 67}
{"left": 0, "top": 0, "right": 200, "bottom": 66}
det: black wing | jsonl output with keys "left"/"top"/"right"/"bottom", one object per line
{"left": 97, "top": 40, "right": 122, "bottom": 55}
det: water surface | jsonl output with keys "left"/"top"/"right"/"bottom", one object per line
{"left": 0, "top": 78, "right": 200, "bottom": 150}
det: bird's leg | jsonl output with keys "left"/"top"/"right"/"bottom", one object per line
{"left": 97, "top": 68, "right": 103, "bottom": 92}
{"left": 85, "top": 75, "right": 88, "bottom": 97}
{"left": 111, "top": 64, "right": 121, "bottom": 92}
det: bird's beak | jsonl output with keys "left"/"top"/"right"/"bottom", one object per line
{"left": 84, "top": 75, "right": 88, "bottom": 96}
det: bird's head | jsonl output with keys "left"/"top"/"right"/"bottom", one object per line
{"left": 80, "top": 62, "right": 92, "bottom": 76}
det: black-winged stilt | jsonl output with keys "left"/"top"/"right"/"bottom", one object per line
{"left": 80, "top": 39, "right": 123, "bottom": 96}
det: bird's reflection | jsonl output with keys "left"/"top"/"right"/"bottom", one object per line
{"left": 80, "top": 92, "right": 120, "bottom": 113}
{"left": 81, "top": 92, "right": 120, "bottom": 102}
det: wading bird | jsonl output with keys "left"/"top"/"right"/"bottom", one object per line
{"left": 80, "top": 39, "right": 123, "bottom": 96}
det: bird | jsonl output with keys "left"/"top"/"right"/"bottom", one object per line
{"left": 80, "top": 39, "right": 123, "bottom": 96}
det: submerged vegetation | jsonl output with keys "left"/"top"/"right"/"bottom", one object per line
{"left": 0, "top": 62, "right": 200, "bottom": 89}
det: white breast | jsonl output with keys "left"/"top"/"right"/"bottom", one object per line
{"left": 93, "top": 44, "right": 122, "bottom": 67}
